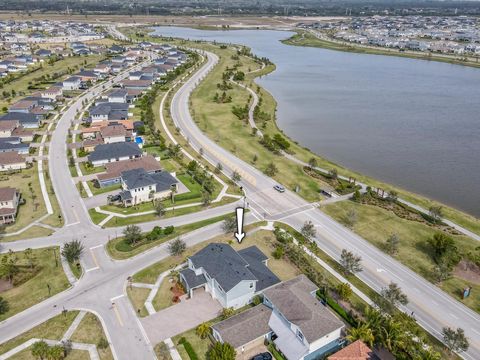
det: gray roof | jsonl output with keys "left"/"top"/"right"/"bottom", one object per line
{"left": 263, "top": 275, "right": 344, "bottom": 343}
{"left": 88, "top": 142, "right": 142, "bottom": 163}
{"left": 238, "top": 247, "right": 280, "bottom": 291}
{"left": 188, "top": 244, "right": 279, "bottom": 293}
{"left": 0, "top": 112, "right": 38, "bottom": 125}
{"left": 121, "top": 168, "right": 177, "bottom": 192}
{"left": 179, "top": 268, "right": 207, "bottom": 290}
{"left": 90, "top": 102, "right": 128, "bottom": 117}
{"left": 108, "top": 89, "right": 128, "bottom": 98}
{"left": 212, "top": 304, "right": 272, "bottom": 348}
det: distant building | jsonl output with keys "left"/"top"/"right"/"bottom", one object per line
{"left": 0, "top": 187, "right": 20, "bottom": 224}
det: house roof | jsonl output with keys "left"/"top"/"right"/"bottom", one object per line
{"left": 0, "top": 112, "right": 38, "bottom": 125}
{"left": 0, "top": 120, "right": 18, "bottom": 131}
{"left": 0, "top": 152, "right": 25, "bottom": 165}
{"left": 212, "top": 304, "right": 273, "bottom": 349}
{"left": 97, "top": 155, "right": 161, "bottom": 182}
{"left": 238, "top": 246, "right": 280, "bottom": 291}
{"left": 90, "top": 102, "right": 128, "bottom": 117}
{"left": 0, "top": 187, "right": 18, "bottom": 202}
{"left": 189, "top": 243, "right": 257, "bottom": 292}
{"left": 108, "top": 89, "right": 128, "bottom": 98}
{"left": 100, "top": 124, "right": 127, "bottom": 138}
{"left": 179, "top": 268, "right": 207, "bottom": 289}
{"left": 328, "top": 341, "right": 374, "bottom": 360}
{"left": 121, "top": 168, "right": 177, "bottom": 192}
{"left": 88, "top": 142, "right": 142, "bottom": 163}
{"left": 263, "top": 275, "right": 344, "bottom": 343}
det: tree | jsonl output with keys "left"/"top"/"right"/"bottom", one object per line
{"left": 215, "top": 162, "right": 223, "bottom": 174}
{"left": 442, "top": 327, "right": 469, "bottom": 353}
{"left": 231, "top": 170, "right": 241, "bottom": 183}
{"left": 308, "top": 157, "right": 317, "bottom": 169}
{"left": 264, "top": 162, "right": 278, "bottom": 176}
{"left": 432, "top": 263, "right": 452, "bottom": 283}
{"left": 31, "top": 340, "right": 49, "bottom": 360}
{"left": 24, "top": 247, "right": 36, "bottom": 269}
{"left": 377, "top": 282, "right": 408, "bottom": 314}
{"left": 427, "top": 233, "right": 460, "bottom": 268}
{"left": 61, "top": 340, "right": 72, "bottom": 357}
{"left": 201, "top": 191, "right": 211, "bottom": 206}
{"left": 221, "top": 216, "right": 237, "bottom": 234}
{"left": 206, "top": 342, "right": 236, "bottom": 360}
{"left": 196, "top": 322, "right": 212, "bottom": 339}
{"left": 221, "top": 307, "right": 235, "bottom": 320}
{"left": 123, "top": 225, "right": 142, "bottom": 246}
{"left": 347, "top": 324, "right": 374, "bottom": 347}
{"left": 47, "top": 345, "right": 64, "bottom": 360}
{"left": 154, "top": 201, "right": 165, "bottom": 217}
{"left": 0, "top": 251, "right": 19, "bottom": 284}
{"left": 340, "top": 249, "right": 362, "bottom": 275}
{"left": 344, "top": 208, "right": 357, "bottom": 228}
{"left": 168, "top": 237, "right": 186, "bottom": 257}
{"left": 0, "top": 296, "right": 9, "bottom": 315}
{"left": 300, "top": 220, "right": 316, "bottom": 241}
{"left": 385, "top": 233, "right": 400, "bottom": 255}
{"left": 329, "top": 168, "right": 338, "bottom": 180}
{"left": 61, "top": 240, "right": 85, "bottom": 263}
{"left": 336, "top": 282, "right": 353, "bottom": 300}
{"left": 386, "top": 190, "right": 398, "bottom": 202}
{"left": 429, "top": 206, "right": 443, "bottom": 223}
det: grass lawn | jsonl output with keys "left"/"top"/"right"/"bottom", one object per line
{"left": 152, "top": 277, "right": 177, "bottom": 311}
{"left": 40, "top": 168, "right": 64, "bottom": 228}
{"left": 102, "top": 198, "right": 236, "bottom": 228}
{"left": 106, "top": 213, "right": 232, "bottom": 260}
{"left": 0, "top": 166, "right": 47, "bottom": 234}
{"left": 0, "top": 311, "right": 79, "bottom": 355}
{"left": 90, "top": 183, "right": 121, "bottom": 196}
{"left": 88, "top": 208, "right": 109, "bottom": 225}
{"left": 0, "top": 225, "right": 52, "bottom": 243}
{"left": 322, "top": 201, "right": 480, "bottom": 313}
{"left": 69, "top": 261, "right": 83, "bottom": 280}
{"left": 154, "top": 342, "right": 173, "bottom": 360}
{"left": 70, "top": 312, "right": 114, "bottom": 360}
{"left": 127, "top": 287, "right": 150, "bottom": 317}
{"left": 0, "top": 246, "right": 70, "bottom": 321}
{"left": 8, "top": 348, "right": 89, "bottom": 359}
{"left": 0, "top": 55, "right": 103, "bottom": 110}
{"left": 79, "top": 162, "right": 105, "bottom": 176}
{"left": 172, "top": 327, "right": 212, "bottom": 360}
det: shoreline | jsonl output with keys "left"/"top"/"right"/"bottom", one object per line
{"left": 135, "top": 26, "right": 480, "bottom": 231}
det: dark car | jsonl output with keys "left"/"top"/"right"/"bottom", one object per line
{"left": 251, "top": 352, "right": 272, "bottom": 360}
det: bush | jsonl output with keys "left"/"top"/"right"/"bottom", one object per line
{"left": 178, "top": 338, "right": 199, "bottom": 360}
{"left": 97, "top": 338, "right": 109, "bottom": 349}
{"left": 317, "top": 291, "right": 358, "bottom": 326}
{"left": 272, "top": 245, "right": 284, "bottom": 259}
{"left": 164, "top": 225, "right": 174, "bottom": 235}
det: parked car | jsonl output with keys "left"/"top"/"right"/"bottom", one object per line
{"left": 251, "top": 352, "right": 272, "bottom": 360}
{"left": 273, "top": 184, "right": 285, "bottom": 193}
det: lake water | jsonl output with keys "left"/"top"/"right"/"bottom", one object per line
{"left": 153, "top": 26, "right": 480, "bottom": 217}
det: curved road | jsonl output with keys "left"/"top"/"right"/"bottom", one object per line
{"left": 170, "top": 50, "right": 480, "bottom": 360}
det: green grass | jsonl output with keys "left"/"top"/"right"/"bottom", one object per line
{"left": 70, "top": 312, "right": 114, "bottom": 360}
{"left": 79, "top": 162, "right": 105, "bottom": 175}
{"left": 172, "top": 328, "right": 211, "bottom": 360}
{"left": 68, "top": 261, "right": 82, "bottom": 280}
{"left": 0, "top": 247, "right": 70, "bottom": 321}
{"left": 0, "top": 311, "right": 79, "bottom": 355}
{"left": 90, "top": 183, "right": 121, "bottom": 196}
{"left": 40, "top": 169, "right": 64, "bottom": 228}
{"left": 127, "top": 287, "right": 150, "bottom": 317}
{"left": 10, "top": 348, "right": 90, "bottom": 359}
{"left": 106, "top": 213, "right": 232, "bottom": 260}
{"left": 88, "top": 208, "right": 109, "bottom": 225}
{"left": 0, "top": 225, "right": 53, "bottom": 243}
{"left": 322, "top": 201, "right": 480, "bottom": 313}
{"left": 0, "top": 55, "right": 103, "bottom": 110}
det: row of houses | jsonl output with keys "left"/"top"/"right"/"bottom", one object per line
{"left": 0, "top": 54, "right": 43, "bottom": 77}
{"left": 179, "top": 242, "right": 383, "bottom": 360}
{"left": 73, "top": 47, "right": 187, "bottom": 207}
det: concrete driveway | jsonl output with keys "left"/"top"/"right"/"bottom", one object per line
{"left": 141, "top": 289, "right": 222, "bottom": 344}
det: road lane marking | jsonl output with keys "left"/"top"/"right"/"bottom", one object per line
{"left": 112, "top": 303, "right": 124, "bottom": 327}
{"left": 89, "top": 249, "right": 100, "bottom": 269}
{"left": 85, "top": 266, "right": 99, "bottom": 273}
{"left": 89, "top": 244, "right": 103, "bottom": 250}
{"left": 65, "top": 221, "right": 80, "bottom": 227}
{"left": 110, "top": 294, "right": 125, "bottom": 302}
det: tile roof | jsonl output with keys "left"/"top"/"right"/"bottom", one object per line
{"left": 97, "top": 155, "right": 161, "bottom": 182}
{"left": 328, "top": 341, "right": 374, "bottom": 360}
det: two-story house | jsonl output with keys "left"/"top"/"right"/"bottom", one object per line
{"left": 180, "top": 243, "right": 280, "bottom": 309}
{"left": 118, "top": 168, "right": 178, "bottom": 206}
{"left": 0, "top": 187, "right": 20, "bottom": 224}
{"left": 212, "top": 275, "right": 345, "bottom": 360}
{"left": 62, "top": 76, "right": 81, "bottom": 91}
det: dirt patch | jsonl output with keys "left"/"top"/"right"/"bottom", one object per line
{"left": 454, "top": 260, "right": 480, "bottom": 285}
{"left": 0, "top": 279, "right": 13, "bottom": 293}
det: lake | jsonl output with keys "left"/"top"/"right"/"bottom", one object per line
{"left": 153, "top": 26, "right": 480, "bottom": 217}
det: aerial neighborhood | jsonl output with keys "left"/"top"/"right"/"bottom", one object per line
{"left": 0, "top": 8, "right": 478, "bottom": 360}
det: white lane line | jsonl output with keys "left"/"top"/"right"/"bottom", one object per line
{"left": 89, "top": 244, "right": 103, "bottom": 250}
{"left": 85, "top": 266, "right": 100, "bottom": 273}
{"left": 110, "top": 294, "right": 125, "bottom": 302}
{"left": 449, "top": 313, "right": 459, "bottom": 320}
{"left": 65, "top": 221, "right": 80, "bottom": 227}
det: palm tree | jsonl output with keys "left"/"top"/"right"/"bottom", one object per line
{"left": 31, "top": 340, "right": 49, "bottom": 360}
{"left": 47, "top": 345, "right": 64, "bottom": 360}
{"left": 380, "top": 319, "right": 406, "bottom": 353}
{"left": 61, "top": 240, "right": 85, "bottom": 263}
{"left": 347, "top": 324, "right": 375, "bottom": 347}
{"left": 196, "top": 322, "right": 212, "bottom": 339}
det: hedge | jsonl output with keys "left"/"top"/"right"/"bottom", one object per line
{"left": 317, "top": 291, "right": 358, "bottom": 327}
{"left": 178, "top": 337, "right": 199, "bottom": 360}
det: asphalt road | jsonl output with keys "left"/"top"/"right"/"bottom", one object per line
{"left": 170, "top": 50, "right": 480, "bottom": 360}
{"left": 0, "top": 47, "right": 478, "bottom": 360}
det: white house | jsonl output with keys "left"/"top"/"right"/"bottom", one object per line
{"left": 62, "top": 76, "right": 81, "bottom": 91}
{"left": 180, "top": 244, "right": 280, "bottom": 309}
{"left": 0, "top": 152, "right": 27, "bottom": 171}
{"left": 0, "top": 187, "right": 21, "bottom": 224}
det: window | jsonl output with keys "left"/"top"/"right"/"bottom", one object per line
{"left": 297, "top": 330, "right": 304, "bottom": 341}
{"left": 249, "top": 283, "right": 254, "bottom": 289}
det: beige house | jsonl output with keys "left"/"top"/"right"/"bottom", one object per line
{"left": 0, "top": 187, "right": 20, "bottom": 224}
{"left": 0, "top": 152, "right": 27, "bottom": 171}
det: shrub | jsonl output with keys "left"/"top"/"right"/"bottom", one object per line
{"left": 164, "top": 225, "right": 174, "bottom": 235}
{"left": 178, "top": 338, "right": 199, "bottom": 360}
{"left": 97, "top": 338, "right": 109, "bottom": 349}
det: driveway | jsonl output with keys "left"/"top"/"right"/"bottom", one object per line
{"left": 140, "top": 288, "right": 222, "bottom": 344}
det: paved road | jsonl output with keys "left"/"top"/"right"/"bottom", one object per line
{"left": 170, "top": 50, "right": 480, "bottom": 360}
{"left": 1, "top": 45, "right": 479, "bottom": 360}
